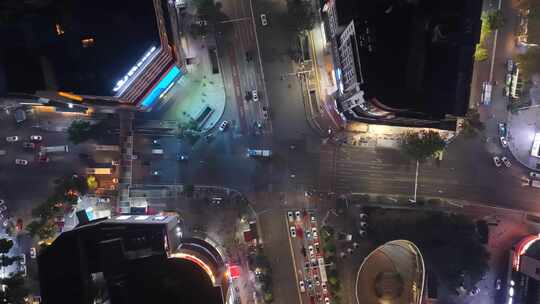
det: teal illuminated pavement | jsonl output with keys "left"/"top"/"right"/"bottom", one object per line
{"left": 154, "top": 38, "right": 226, "bottom": 132}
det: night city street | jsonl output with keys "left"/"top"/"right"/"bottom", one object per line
{"left": 3, "top": 0, "right": 540, "bottom": 304}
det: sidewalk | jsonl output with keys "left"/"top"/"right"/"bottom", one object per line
{"left": 157, "top": 32, "right": 226, "bottom": 132}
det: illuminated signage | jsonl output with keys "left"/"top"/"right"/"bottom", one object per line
{"left": 113, "top": 46, "right": 158, "bottom": 92}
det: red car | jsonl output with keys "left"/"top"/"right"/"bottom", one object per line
{"left": 16, "top": 218, "right": 23, "bottom": 232}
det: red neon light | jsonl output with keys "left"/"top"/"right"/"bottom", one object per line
{"left": 228, "top": 265, "right": 241, "bottom": 279}
{"left": 513, "top": 234, "right": 540, "bottom": 271}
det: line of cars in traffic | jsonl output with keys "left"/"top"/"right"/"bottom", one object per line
{"left": 287, "top": 210, "right": 331, "bottom": 304}
{"left": 493, "top": 123, "right": 512, "bottom": 168}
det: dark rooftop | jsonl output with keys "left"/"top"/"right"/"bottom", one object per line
{"left": 38, "top": 218, "right": 222, "bottom": 304}
{"left": 337, "top": 0, "right": 482, "bottom": 118}
{"left": 0, "top": 0, "right": 159, "bottom": 96}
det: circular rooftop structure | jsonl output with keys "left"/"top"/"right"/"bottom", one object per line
{"left": 356, "top": 240, "right": 425, "bottom": 304}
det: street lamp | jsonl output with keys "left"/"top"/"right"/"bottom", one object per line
{"left": 409, "top": 160, "right": 419, "bottom": 203}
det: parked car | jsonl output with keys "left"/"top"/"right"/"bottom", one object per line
{"left": 22, "top": 142, "right": 35, "bottom": 149}
{"left": 493, "top": 156, "right": 502, "bottom": 167}
{"left": 308, "top": 245, "right": 314, "bottom": 257}
{"left": 15, "top": 159, "right": 28, "bottom": 166}
{"left": 299, "top": 280, "right": 305, "bottom": 293}
{"left": 312, "top": 227, "right": 318, "bottom": 239}
{"left": 287, "top": 211, "right": 294, "bottom": 222}
{"left": 324, "top": 297, "right": 330, "bottom": 304}
{"left": 219, "top": 120, "right": 229, "bottom": 132}
{"left": 30, "top": 135, "right": 42, "bottom": 142}
{"left": 260, "top": 14, "right": 268, "bottom": 26}
{"left": 6, "top": 136, "right": 19, "bottom": 142}
{"left": 530, "top": 172, "right": 540, "bottom": 179}
{"left": 16, "top": 218, "right": 23, "bottom": 232}
{"left": 152, "top": 137, "right": 160, "bottom": 145}
{"left": 295, "top": 210, "right": 301, "bottom": 221}
{"left": 252, "top": 90, "right": 259, "bottom": 102}
{"left": 29, "top": 248, "right": 37, "bottom": 259}
{"left": 498, "top": 123, "right": 507, "bottom": 137}
{"left": 0, "top": 205, "right": 7, "bottom": 212}
{"left": 290, "top": 226, "right": 296, "bottom": 238}
{"left": 495, "top": 278, "right": 501, "bottom": 290}
{"left": 500, "top": 137, "right": 508, "bottom": 148}
{"left": 502, "top": 156, "right": 511, "bottom": 168}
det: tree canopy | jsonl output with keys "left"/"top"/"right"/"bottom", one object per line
{"left": 286, "top": 0, "right": 315, "bottom": 33}
{"left": 516, "top": 47, "right": 540, "bottom": 79}
{"left": 400, "top": 131, "right": 446, "bottom": 162}
{"left": 67, "top": 120, "right": 93, "bottom": 144}
{"left": 0, "top": 239, "right": 13, "bottom": 255}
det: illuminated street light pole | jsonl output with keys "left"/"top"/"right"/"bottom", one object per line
{"left": 410, "top": 160, "right": 419, "bottom": 203}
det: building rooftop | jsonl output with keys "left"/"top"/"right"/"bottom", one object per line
{"left": 0, "top": 0, "right": 159, "bottom": 96}
{"left": 38, "top": 216, "right": 223, "bottom": 304}
{"left": 337, "top": 0, "right": 482, "bottom": 118}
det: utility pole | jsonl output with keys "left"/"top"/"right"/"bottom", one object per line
{"left": 411, "top": 160, "right": 419, "bottom": 203}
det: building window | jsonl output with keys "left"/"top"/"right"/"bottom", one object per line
{"left": 82, "top": 38, "right": 95, "bottom": 48}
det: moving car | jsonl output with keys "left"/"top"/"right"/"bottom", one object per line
{"left": 493, "top": 156, "right": 502, "bottom": 167}
{"left": 177, "top": 154, "right": 189, "bottom": 161}
{"left": 299, "top": 280, "right": 305, "bottom": 293}
{"left": 290, "top": 226, "right": 296, "bottom": 238}
{"left": 152, "top": 137, "right": 160, "bottom": 145}
{"left": 252, "top": 90, "right": 259, "bottom": 102}
{"left": 16, "top": 218, "right": 23, "bottom": 232}
{"left": 30, "top": 135, "right": 42, "bottom": 142}
{"left": 30, "top": 248, "right": 37, "bottom": 259}
{"left": 260, "top": 14, "right": 268, "bottom": 26}
{"left": 22, "top": 142, "right": 35, "bottom": 149}
{"left": 15, "top": 159, "right": 28, "bottom": 166}
{"left": 324, "top": 297, "right": 330, "bottom": 304}
{"left": 219, "top": 120, "right": 229, "bottom": 132}
{"left": 310, "top": 214, "right": 316, "bottom": 223}
{"left": 308, "top": 245, "right": 314, "bottom": 257}
{"left": 6, "top": 136, "right": 19, "bottom": 142}
{"left": 152, "top": 170, "right": 161, "bottom": 176}
{"left": 502, "top": 156, "right": 511, "bottom": 168}
{"left": 295, "top": 210, "right": 301, "bottom": 221}
{"left": 495, "top": 278, "right": 501, "bottom": 290}
{"left": 500, "top": 137, "right": 508, "bottom": 148}
{"left": 322, "top": 282, "right": 328, "bottom": 294}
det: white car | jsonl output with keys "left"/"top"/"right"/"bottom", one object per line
{"left": 310, "top": 214, "right": 316, "bottom": 223}
{"left": 15, "top": 159, "right": 28, "bottom": 166}
{"left": 502, "top": 156, "right": 511, "bottom": 168}
{"left": 322, "top": 282, "right": 328, "bottom": 294}
{"left": 0, "top": 200, "right": 4, "bottom": 206}
{"left": 287, "top": 211, "right": 294, "bottom": 222}
{"left": 295, "top": 210, "right": 301, "bottom": 221}
{"left": 219, "top": 120, "right": 229, "bottom": 132}
{"left": 252, "top": 90, "right": 259, "bottom": 102}
{"left": 312, "top": 227, "right": 318, "bottom": 239}
{"left": 493, "top": 156, "right": 502, "bottom": 167}
{"left": 299, "top": 280, "right": 305, "bottom": 293}
{"left": 0, "top": 205, "right": 7, "bottom": 212}
{"left": 260, "top": 14, "right": 268, "bottom": 26}
{"left": 30, "top": 248, "right": 37, "bottom": 259}
{"left": 290, "top": 226, "right": 296, "bottom": 238}
{"left": 308, "top": 245, "right": 314, "bottom": 257}
{"left": 324, "top": 297, "right": 330, "bottom": 304}
{"left": 30, "top": 135, "right": 42, "bottom": 142}
{"left": 500, "top": 137, "right": 508, "bottom": 148}
{"left": 530, "top": 172, "right": 540, "bottom": 179}
{"left": 19, "top": 254, "right": 25, "bottom": 265}
{"left": 6, "top": 136, "right": 19, "bottom": 142}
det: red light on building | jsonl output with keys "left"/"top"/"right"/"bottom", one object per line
{"left": 228, "top": 265, "right": 241, "bottom": 279}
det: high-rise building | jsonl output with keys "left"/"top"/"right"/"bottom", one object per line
{"left": 37, "top": 214, "right": 228, "bottom": 304}
{"left": 0, "top": 0, "right": 187, "bottom": 111}
{"left": 322, "top": 0, "right": 482, "bottom": 129}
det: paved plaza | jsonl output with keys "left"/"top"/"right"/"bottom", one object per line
{"left": 507, "top": 106, "right": 540, "bottom": 170}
